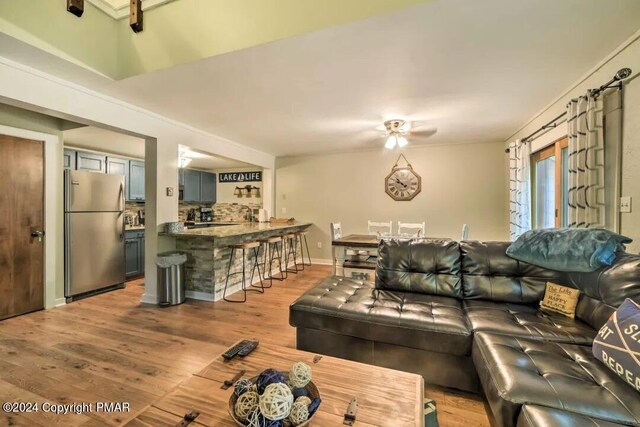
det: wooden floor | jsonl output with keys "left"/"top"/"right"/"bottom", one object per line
{"left": 0, "top": 265, "right": 489, "bottom": 427}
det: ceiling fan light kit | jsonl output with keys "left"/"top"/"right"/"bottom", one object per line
{"left": 383, "top": 119, "right": 411, "bottom": 150}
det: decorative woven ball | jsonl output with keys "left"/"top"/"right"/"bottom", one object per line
{"left": 246, "top": 409, "right": 284, "bottom": 427}
{"left": 256, "top": 369, "right": 286, "bottom": 395}
{"left": 259, "top": 383, "right": 294, "bottom": 421}
{"left": 288, "top": 401, "right": 309, "bottom": 426}
{"left": 234, "top": 391, "right": 259, "bottom": 421}
{"left": 291, "top": 387, "right": 308, "bottom": 400}
{"left": 288, "top": 362, "right": 312, "bottom": 388}
{"left": 235, "top": 378, "right": 254, "bottom": 397}
{"left": 294, "top": 396, "right": 312, "bottom": 407}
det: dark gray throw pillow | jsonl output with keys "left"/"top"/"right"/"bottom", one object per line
{"left": 592, "top": 298, "right": 640, "bottom": 393}
{"left": 506, "top": 228, "right": 631, "bottom": 272}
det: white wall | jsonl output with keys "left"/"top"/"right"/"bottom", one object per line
{"left": 276, "top": 141, "right": 509, "bottom": 261}
{"left": 507, "top": 31, "right": 640, "bottom": 253}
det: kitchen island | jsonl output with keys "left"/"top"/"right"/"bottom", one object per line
{"left": 161, "top": 222, "right": 312, "bottom": 301}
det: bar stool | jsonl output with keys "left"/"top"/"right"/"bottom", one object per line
{"left": 295, "top": 231, "right": 312, "bottom": 270}
{"left": 259, "top": 236, "right": 285, "bottom": 287}
{"left": 283, "top": 234, "right": 299, "bottom": 275}
{"left": 223, "top": 241, "right": 264, "bottom": 303}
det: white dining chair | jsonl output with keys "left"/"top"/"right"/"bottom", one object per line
{"left": 461, "top": 224, "right": 469, "bottom": 241}
{"left": 330, "top": 222, "right": 343, "bottom": 241}
{"left": 397, "top": 221, "right": 425, "bottom": 238}
{"left": 367, "top": 220, "right": 392, "bottom": 237}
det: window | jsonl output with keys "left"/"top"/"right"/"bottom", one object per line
{"left": 531, "top": 137, "right": 569, "bottom": 229}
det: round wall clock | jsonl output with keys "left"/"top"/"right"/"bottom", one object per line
{"left": 385, "top": 154, "right": 421, "bottom": 201}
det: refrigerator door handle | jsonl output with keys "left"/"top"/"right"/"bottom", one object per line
{"left": 119, "top": 181, "right": 125, "bottom": 213}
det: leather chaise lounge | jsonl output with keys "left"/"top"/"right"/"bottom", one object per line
{"left": 289, "top": 239, "right": 640, "bottom": 426}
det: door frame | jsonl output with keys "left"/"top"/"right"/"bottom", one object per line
{"left": 0, "top": 124, "right": 63, "bottom": 309}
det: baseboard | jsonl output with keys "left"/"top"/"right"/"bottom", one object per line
{"left": 310, "top": 258, "right": 332, "bottom": 265}
{"left": 54, "top": 297, "right": 66, "bottom": 308}
{"left": 185, "top": 290, "right": 215, "bottom": 302}
{"left": 140, "top": 292, "right": 158, "bottom": 305}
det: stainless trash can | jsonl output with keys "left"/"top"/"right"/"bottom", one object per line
{"left": 156, "top": 252, "right": 187, "bottom": 307}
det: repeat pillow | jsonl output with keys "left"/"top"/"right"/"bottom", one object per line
{"left": 506, "top": 228, "right": 632, "bottom": 272}
{"left": 593, "top": 299, "right": 640, "bottom": 393}
{"left": 539, "top": 282, "right": 580, "bottom": 318}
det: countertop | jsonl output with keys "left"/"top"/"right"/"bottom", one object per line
{"left": 161, "top": 222, "right": 312, "bottom": 239}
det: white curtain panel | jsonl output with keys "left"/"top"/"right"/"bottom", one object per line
{"left": 566, "top": 95, "right": 606, "bottom": 228}
{"left": 509, "top": 139, "right": 531, "bottom": 240}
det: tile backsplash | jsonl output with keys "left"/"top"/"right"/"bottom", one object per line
{"left": 179, "top": 202, "right": 260, "bottom": 222}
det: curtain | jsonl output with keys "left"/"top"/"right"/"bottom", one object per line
{"left": 509, "top": 139, "right": 531, "bottom": 240}
{"left": 566, "top": 94, "right": 606, "bottom": 228}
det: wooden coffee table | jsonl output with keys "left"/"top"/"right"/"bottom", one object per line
{"left": 126, "top": 342, "right": 426, "bottom": 426}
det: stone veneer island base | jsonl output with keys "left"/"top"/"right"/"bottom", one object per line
{"left": 161, "top": 222, "right": 312, "bottom": 301}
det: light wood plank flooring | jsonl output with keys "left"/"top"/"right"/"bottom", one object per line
{"left": 0, "top": 265, "right": 489, "bottom": 426}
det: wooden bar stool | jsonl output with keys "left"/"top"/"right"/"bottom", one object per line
{"left": 283, "top": 234, "right": 299, "bottom": 275}
{"left": 222, "top": 241, "right": 264, "bottom": 303}
{"left": 296, "top": 231, "right": 312, "bottom": 270}
{"left": 259, "top": 236, "right": 285, "bottom": 287}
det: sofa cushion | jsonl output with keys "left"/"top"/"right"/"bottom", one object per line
{"left": 463, "top": 300, "right": 596, "bottom": 344}
{"left": 289, "top": 276, "right": 472, "bottom": 356}
{"left": 473, "top": 333, "right": 640, "bottom": 427}
{"left": 376, "top": 239, "right": 463, "bottom": 298}
{"left": 517, "top": 405, "right": 626, "bottom": 427}
{"left": 567, "top": 253, "right": 640, "bottom": 330}
{"left": 460, "top": 241, "right": 564, "bottom": 303}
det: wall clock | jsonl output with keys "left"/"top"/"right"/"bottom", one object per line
{"left": 385, "top": 154, "right": 421, "bottom": 201}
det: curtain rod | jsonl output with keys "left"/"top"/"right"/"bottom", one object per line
{"left": 505, "top": 67, "right": 632, "bottom": 153}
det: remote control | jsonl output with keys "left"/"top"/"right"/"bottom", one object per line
{"left": 238, "top": 340, "right": 259, "bottom": 357}
{"left": 222, "top": 340, "right": 253, "bottom": 360}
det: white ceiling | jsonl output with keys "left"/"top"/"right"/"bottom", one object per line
{"left": 63, "top": 126, "right": 253, "bottom": 170}
{"left": 97, "top": 0, "right": 640, "bottom": 156}
{"left": 87, "top": 0, "right": 176, "bottom": 19}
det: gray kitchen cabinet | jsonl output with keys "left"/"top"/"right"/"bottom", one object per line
{"left": 182, "top": 169, "right": 201, "bottom": 202}
{"left": 106, "top": 156, "right": 129, "bottom": 199}
{"left": 200, "top": 172, "right": 217, "bottom": 203}
{"left": 63, "top": 149, "right": 76, "bottom": 169}
{"left": 77, "top": 152, "right": 106, "bottom": 173}
{"left": 125, "top": 230, "right": 145, "bottom": 279}
{"left": 129, "top": 160, "right": 145, "bottom": 201}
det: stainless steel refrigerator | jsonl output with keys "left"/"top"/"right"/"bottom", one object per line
{"left": 64, "top": 170, "right": 125, "bottom": 301}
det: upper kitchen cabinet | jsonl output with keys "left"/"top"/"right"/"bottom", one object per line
{"left": 200, "top": 172, "right": 217, "bottom": 203}
{"left": 182, "top": 169, "right": 201, "bottom": 202}
{"left": 106, "top": 156, "right": 130, "bottom": 199}
{"left": 129, "top": 160, "right": 145, "bottom": 201}
{"left": 63, "top": 149, "right": 76, "bottom": 169}
{"left": 77, "top": 152, "right": 106, "bottom": 173}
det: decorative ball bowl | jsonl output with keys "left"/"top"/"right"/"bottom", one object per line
{"left": 228, "top": 373, "right": 321, "bottom": 427}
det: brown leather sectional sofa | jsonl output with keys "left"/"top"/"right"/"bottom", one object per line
{"left": 289, "top": 239, "right": 640, "bottom": 427}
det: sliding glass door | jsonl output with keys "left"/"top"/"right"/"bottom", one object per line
{"left": 531, "top": 137, "right": 569, "bottom": 229}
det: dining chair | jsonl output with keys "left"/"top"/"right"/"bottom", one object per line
{"left": 461, "top": 224, "right": 469, "bottom": 240}
{"left": 367, "top": 220, "right": 392, "bottom": 237}
{"left": 330, "top": 222, "right": 343, "bottom": 241}
{"left": 397, "top": 221, "right": 425, "bottom": 238}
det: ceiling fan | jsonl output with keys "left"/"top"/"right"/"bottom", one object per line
{"left": 379, "top": 119, "right": 437, "bottom": 149}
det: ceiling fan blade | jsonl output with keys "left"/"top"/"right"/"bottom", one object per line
{"left": 409, "top": 127, "right": 438, "bottom": 138}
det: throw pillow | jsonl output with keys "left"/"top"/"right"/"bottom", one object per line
{"left": 592, "top": 298, "right": 640, "bottom": 393}
{"left": 539, "top": 282, "right": 580, "bottom": 318}
{"left": 506, "top": 228, "right": 632, "bottom": 272}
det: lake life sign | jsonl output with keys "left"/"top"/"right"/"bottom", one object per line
{"left": 218, "top": 171, "right": 262, "bottom": 183}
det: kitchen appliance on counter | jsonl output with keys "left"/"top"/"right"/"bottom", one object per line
{"left": 187, "top": 208, "right": 197, "bottom": 222}
{"left": 200, "top": 207, "right": 213, "bottom": 222}
{"left": 258, "top": 209, "right": 269, "bottom": 223}
{"left": 64, "top": 170, "right": 125, "bottom": 302}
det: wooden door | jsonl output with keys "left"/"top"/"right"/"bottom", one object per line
{"left": 0, "top": 134, "right": 45, "bottom": 320}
